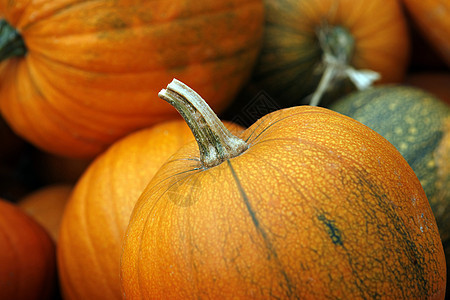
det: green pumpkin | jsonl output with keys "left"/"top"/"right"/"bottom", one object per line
{"left": 330, "top": 85, "right": 450, "bottom": 295}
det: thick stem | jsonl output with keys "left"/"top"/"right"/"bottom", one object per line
{"left": 0, "top": 19, "right": 27, "bottom": 61}
{"left": 159, "top": 79, "right": 248, "bottom": 168}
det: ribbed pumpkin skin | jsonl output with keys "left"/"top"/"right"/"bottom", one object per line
{"left": 121, "top": 106, "right": 446, "bottom": 299}
{"left": 330, "top": 85, "right": 450, "bottom": 299}
{"left": 0, "top": 0, "right": 263, "bottom": 158}
{"left": 403, "top": 0, "right": 450, "bottom": 66}
{"left": 18, "top": 184, "right": 73, "bottom": 242}
{"left": 251, "top": 0, "right": 410, "bottom": 106}
{"left": 0, "top": 198, "right": 56, "bottom": 300}
{"left": 57, "top": 120, "right": 243, "bottom": 300}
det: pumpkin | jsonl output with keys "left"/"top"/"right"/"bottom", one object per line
{"left": 405, "top": 72, "right": 450, "bottom": 105}
{"left": 402, "top": 0, "right": 450, "bottom": 66}
{"left": 18, "top": 184, "right": 73, "bottom": 242}
{"left": 329, "top": 85, "right": 450, "bottom": 299}
{"left": 0, "top": 0, "right": 263, "bottom": 158}
{"left": 120, "top": 79, "right": 446, "bottom": 299}
{"left": 246, "top": 0, "right": 410, "bottom": 109}
{"left": 57, "top": 119, "right": 243, "bottom": 300}
{"left": 0, "top": 198, "right": 56, "bottom": 300}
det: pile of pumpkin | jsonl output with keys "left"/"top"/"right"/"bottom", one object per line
{"left": 0, "top": 0, "right": 449, "bottom": 299}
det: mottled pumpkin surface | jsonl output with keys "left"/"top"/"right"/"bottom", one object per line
{"left": 121, "top": 106, "right": 446, "bottom": 299}
{"left": 331, "top": 85, "right": 450, "bottom": 300}
{"left": 330, "top": 86, "right": 450, "bottom": 247}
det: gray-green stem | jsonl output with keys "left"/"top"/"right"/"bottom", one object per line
{"left": 0, "top": 19, "right": 27, "bottom": 61}
{"left": 309, "top": 25, "right": 355, "bottom": 106}
{"left": 158, "top": 79, "right": 248, "bottom": 168}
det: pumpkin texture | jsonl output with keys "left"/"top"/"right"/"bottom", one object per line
{"left": 330, "top": 85, "right": 450, "bottom": 299}
{"left": 120, "top": 80, "right": 446, "bottom": 299}
{"left": 0, "top": 198, "right": 56, "bottom": 300}
{"left": 0, "top": 0, "right": 263, "bottom": 158}
{"left": 57, "top": 119, "right": 243, "bottom": 300}
{"left": 248, "top": 0, "right": 410, "bottom": 108}
{"left": 18, "top": 184, "right": 73, "bottom": 242}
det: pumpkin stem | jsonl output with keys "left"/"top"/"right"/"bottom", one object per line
{"left": 159, "top": 79, "right": 248, "bottom": 168}
{"left": 0, "top": 19, "right": 27, "bottom": 62}
{"left": 309, "top": 24, "right": 380, "bottom": 106}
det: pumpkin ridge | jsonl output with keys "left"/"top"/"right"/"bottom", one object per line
{"left": 26, "top": 56, "right": 177, "bottom": 119}
{"left": 226, "top": 159, "right": 298, "bottom": 298}
{"left": 23, "top": 57, "right": 104, "bottom": 143}
{"left": 27, "top": 44, "right": 259, "bottom": 76}
{"left": 78, "top": 170, "right": 118, "bottom": 299}
{"left": 9, "top": 58, "right": 114, "bottom": 148}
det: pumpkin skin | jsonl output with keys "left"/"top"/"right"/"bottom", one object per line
{"left": 18, "top": 184, "right": 73, "bottom": 242}
{"left": 402, "top": 0, "right": 450, "bottom": 66}
{"left": 0, "top": 0, "right": 263, "bottom": 158}
{"left": 330, "top": 85, "right": 450, "bottom": 299}
{"left": 121, "top": 81, "right": 446, "bottom": 299}
{"left": 57, "top": 120, "right": 243, "bottom": 300}
{"left": 248, "top": 0, "right": 410, "bottom": 108}
{"left": 0, "top": 198, "right": 56, "bottom": 300}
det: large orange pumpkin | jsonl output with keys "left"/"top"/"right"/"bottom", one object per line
{"left": 57, "top": 119, "right": 243, "bottom": 300}
{"left": 247, "top": 0, "right": 410, "bottom": 108}
{"left": 18, "top": 184, "right": 73, "bottom": 242}
{"left": 0, "top": 0, "right": 263, "bottom": 158}
{"left": 0, "top": 198, "right": 56, "bottom": 300}
{"left": 121, "top": 80, "right": 446, "bottom": 299}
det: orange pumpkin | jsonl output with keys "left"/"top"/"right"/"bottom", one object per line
{"left": 248, "top": 0, "right": 410, "bottom": 108}
{"left": 18, "top": 184, "right": 73, "bottom": 242}
{"left": 403, "top": 0, "right": 450, "bottom": 66}
{"left": 57, "top": 119, "right": 243, "bottom": 300}
{"left": 0, "top": 198, "right": 56, "bottom": 300}
{"left": 121, "top": 80, "right": 446, "bottom": 299}
{"left": 0, "top": 0, "right": 263, "bottom": 158}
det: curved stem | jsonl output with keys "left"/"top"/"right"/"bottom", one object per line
{"left": 159, "top": 79, "right": 248, "bottom": 168}
{"left": 0, "top": 19, "right": 27, "bottom": 61}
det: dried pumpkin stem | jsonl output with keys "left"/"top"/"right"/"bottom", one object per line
{"left": 0, "top": 19, "right": 27, "bottom": 61}
{"left": 159, "top": 79, "right": 248, "bottom": 168}
{"left": 309, "top": 24, "right": 379, "bottom": 106}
